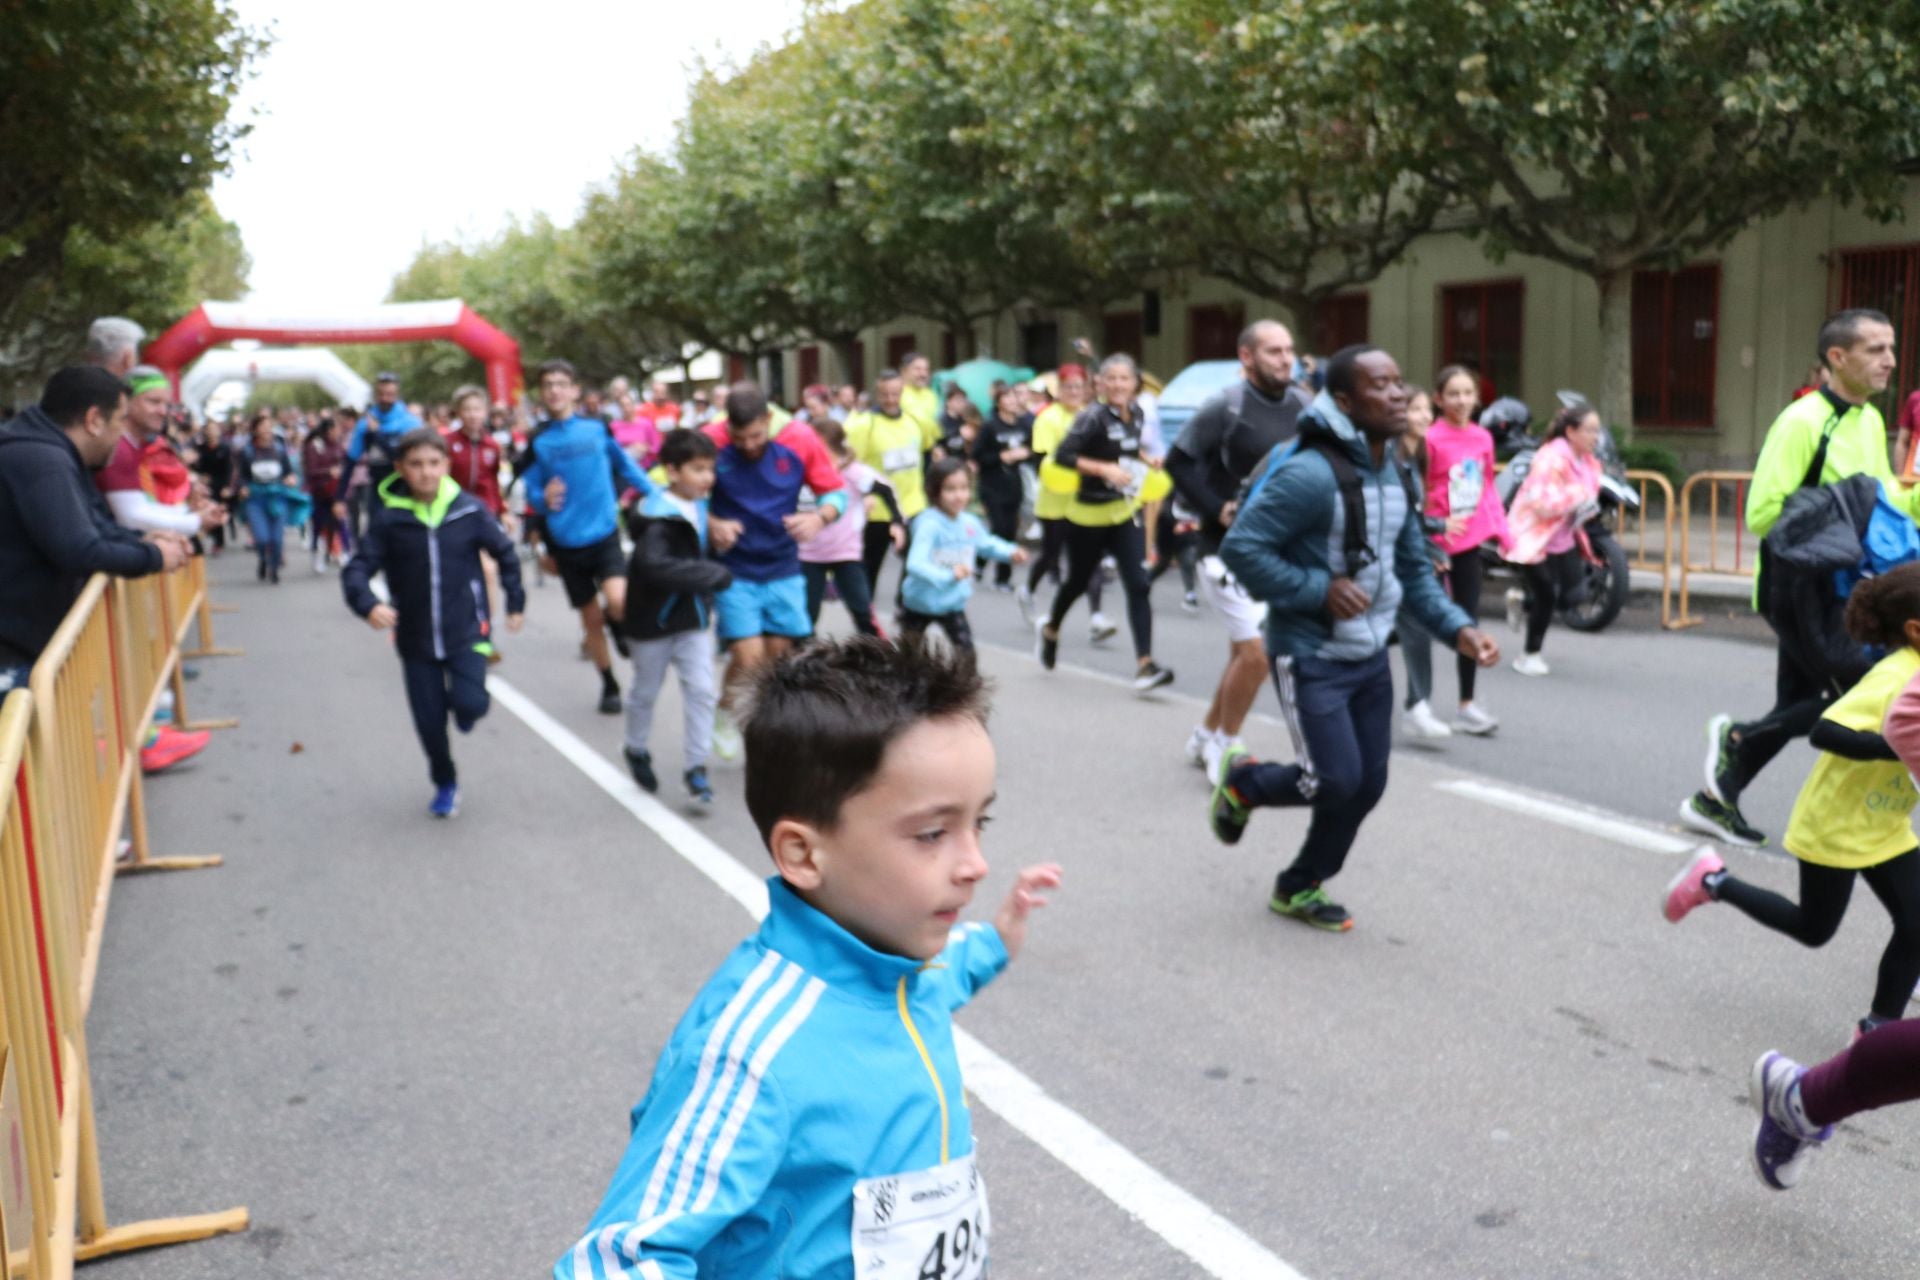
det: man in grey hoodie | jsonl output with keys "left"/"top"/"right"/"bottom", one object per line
{"left": 1213, "top": 345, "right": 1499, "bottom": 931}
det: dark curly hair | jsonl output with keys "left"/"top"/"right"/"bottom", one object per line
{"left": 1845, "top": 561, "right": 1920, "bottom": 648}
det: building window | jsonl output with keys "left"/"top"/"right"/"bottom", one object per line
{"left": 1102, "top": 311, "right": 1144, "bottom": 360}
{"left": 886, "top": 333, "right": 917, "bottom": 371}
{"left": 941, "top": 330, "right": 958, "bottom": 369}
{"left": 1838, "top": 243, "right": 1920, "bottom": 429}
{"left": 1021, "top": 321, "right": 1060, "bottom": 373}
{"left": 1439, "top": 280, "right": 1523, "bottom": 402}
{"left": 1189, "top": 304, "right": 1245, "bottom": 362}
{"left": 1312, "top": 293, "right": 1370, "bottom": 355}
{"left": 1631, "top": 265, "right": 1719, "bottom": 428}
{"left": 798, "top": 345, "right": 820, "bottom": 390}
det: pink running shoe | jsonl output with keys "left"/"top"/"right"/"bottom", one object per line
{"left": 1664, "top": 847, "right": 1725, "bottom": 923}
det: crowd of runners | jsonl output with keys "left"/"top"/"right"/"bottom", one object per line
{"left": 9, "top": 305, "right": 1920, "bottom": 1274}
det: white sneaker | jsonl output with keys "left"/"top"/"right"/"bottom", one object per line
{"left": 1505, "top": 587, "right": 1525, "bottom": 633}
{"left": 1185, "top": 725, "right": 1212, "bottom": 767}
{"left": 1401, "top": 699, "right": 1452, "bottom": 741}
{"left": 1015, "top": 584, "right": 1034, "bottom": 622}
{"left": 1089, "top": 612, "right": 1118, "bottom": 644}
{"left": 1205, "top": 735, "right": 1242, "bottom": 786}
{"left": 711, "top": 708, "right": 743, "bottom": 761}
{"left": 1513, "top": 653, "right": 1550, "bottom": 677}
{"left": 1453, "top": 701, "right": 1499, "bottom": 736}
{"left": 312, "top": 549, "right": 328, "bottom": 574}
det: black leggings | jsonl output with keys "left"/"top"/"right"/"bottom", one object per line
{"left": 1522, "top": 550, "right": 1585, "bottom": 655}
{"left": 900, "top": 607, "right": 974, "bottom": 651}
{"left": 1448, "top": 550, "right": 1484, "bottom": 700}
{"left": 980, "top": 493, "right": 1022, "bottom": 585}
{"left": 1025, "top": 516, "right": 1102, "bottom": 611}
{"left": 1717, "top": 849, "right": 1920, "bottom": 1020}
{"left": 1047, "top": 519, "right": 1151, "bottom": 659}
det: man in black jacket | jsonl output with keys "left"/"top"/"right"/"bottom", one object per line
{"left": 1165, "top": 320, "right": 1310, "bottom": 781}
{"left": 0, "top": 366, "right": 188, "bottom": 692}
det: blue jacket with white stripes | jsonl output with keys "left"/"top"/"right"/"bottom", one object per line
{"left": 558, "top": 876, "right": 1008, "bottom": 1280}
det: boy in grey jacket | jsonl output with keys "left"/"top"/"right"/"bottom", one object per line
{"left": 1212, "top": 346, "right": 1499, "bottom": 930}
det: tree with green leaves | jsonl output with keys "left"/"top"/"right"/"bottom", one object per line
{"left": 0, "top": 0, "right": 261, "bottom": 323}
{"left": 1296, "top": 0, "right": 1920, "bottom": 435}
{"left": 948, "top": 0, "right": 1444, "bottom": 346}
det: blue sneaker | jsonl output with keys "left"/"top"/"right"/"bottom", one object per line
{"left": 1750, "top": 1051, "right": 1831, "bottom": 1190}
{"left": 429, "top": 784, "right": 460, "bottom": 819}
{"left": 685, "top": 766, "right": 714, "bottom": 807}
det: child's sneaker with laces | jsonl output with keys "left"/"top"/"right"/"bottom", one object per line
{"left": 1663, "top": 847, "right": 1725, "bottom": 922}
{"left": 429, "top": 783, "right": 460, "bottom": 819}
{"left": 1270, "top": 884, "right": 1353, "bottom": 931}
{"left": 1208, "top": 745, "right": 1252, "bottom": 845}
{"left": 1750, "top": 1051, "right": 1831, "bottom": 1190}
{"left": 685, "top": 766, "right": 714, "bottom": 808}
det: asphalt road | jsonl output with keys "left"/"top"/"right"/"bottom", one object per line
{"left": 87, "top": 544, "right": 1917, "bottom": 1279}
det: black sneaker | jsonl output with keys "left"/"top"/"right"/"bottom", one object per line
{"left": 1270, "top": 884, "right": 1354, "bottom": 931}
{"left": 1704, "top": 713, "right": 1740, "bottom": 805}
{"left": 1133, "top": 661, "right": 1174, "bottom": 692}
{"left": 1036, "top": 621, "right": 1058, "bottom": 671}
{"left": 624, "top": 747, "right": 658, "bottom": 793}
{"left": 1678, "top": 792, "right": 1765, "bottom": 849}
{"left": 598, "top": 686, "right": 624, "bottom": 716}
{"left": 685, "top": 766, "right": 714, "bottom": 807}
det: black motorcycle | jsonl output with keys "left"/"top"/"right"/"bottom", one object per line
{"left": 1480, "top": 392, "right": 1637, "bottom": 633}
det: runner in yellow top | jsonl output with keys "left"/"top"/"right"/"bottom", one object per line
{"left": 1020, "top": 365, "right": 1110, "bottom": 638}
{"left": 1665, "top": 563, "right": 1920, "bottom": 1041}
{"left": 898, "top": 352, "right": 942, "bottom": 453}
{"left": 845, "top": 369, "right": 927, "bottom": 607}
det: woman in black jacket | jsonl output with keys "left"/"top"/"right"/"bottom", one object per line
{"left": 970, "top": 385, "right": 1032, "bottom": 588}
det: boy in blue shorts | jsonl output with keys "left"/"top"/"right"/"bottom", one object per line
{"left": 557, "top": 638, "right": 1062, "bottom": 1278}
{"left": 701, "top": 382, "right": 848, "bottom": 758}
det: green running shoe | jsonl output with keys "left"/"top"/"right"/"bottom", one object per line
{"left": 1270, "top": 885, "right": 1353, "bottom": 931}
{"left": 1208, "top": 744, "right": 1252, "bottom": 845}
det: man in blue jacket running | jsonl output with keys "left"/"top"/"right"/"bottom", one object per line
{"left": 336, "top": 372, "right": 420, "bottom": 509}
{"left": 1213, "top": 345, "right": 1499, "bottom": 932}
{"left": 522, "top": 358, "right": 656, "bottom": 714}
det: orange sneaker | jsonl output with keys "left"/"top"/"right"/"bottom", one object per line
{"left": 141, "top": 726, "right": 210, "bottom": 773}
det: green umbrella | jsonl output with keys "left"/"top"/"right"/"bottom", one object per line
{"left": 933, "top": 359, "right": 1036, "bottom": 416}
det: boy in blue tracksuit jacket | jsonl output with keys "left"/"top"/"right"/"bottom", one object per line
{"left": 558, "top": 639, "right": 1062, "bottom": 1279}
{"left": 901, "top": 457, "right": 1027, "bottom": 651}
{"left": 1211, "top": 346, "right": 1497, "bottom": 932}
{"left": 341, "top": 428, "right": 524, "bottom": 818}
{"left": 520, "top": 358, "right": 656, "bottom": 714}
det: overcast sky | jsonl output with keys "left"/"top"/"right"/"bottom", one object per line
{"left": 211, "top": 0, "right": 806, "bottom": 311}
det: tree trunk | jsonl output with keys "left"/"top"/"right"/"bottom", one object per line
{"left": 1595, "top": 268, "right": 1635, "bottom": 443}
{"left": 955, "top": 322, "right": 981, "bottom": 362}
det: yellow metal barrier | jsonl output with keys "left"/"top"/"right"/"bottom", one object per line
{"left": 1, "top": 565, "right": 251, "bottom": 1277}
{"left": 157, "top": 560, "right": 237, "bottom": 735}
{"left": 1620, "top": 469, "right": 1678, "bottom": 629}
{"left": 180, "top": 556, "right": 243, "bottom": 661}
{"left": 1673, "top": 470, "right": 1757, "bottom": 629}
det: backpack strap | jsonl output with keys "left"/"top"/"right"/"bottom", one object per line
{"left": 1302, "top": 437, "right": 1377, "bottom": 571}
{"left": 1801, "top": 410, "right": 1841, "bottom": 490}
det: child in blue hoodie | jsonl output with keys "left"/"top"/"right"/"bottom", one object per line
{"left": 558, "top": 638, "right": 1061, "bottom": 1279}
{"left": 618, "top": 430, "right": 731, "bottom": 807}
{"left": 900, "top": 458, "right": 1026, "bottom": 651}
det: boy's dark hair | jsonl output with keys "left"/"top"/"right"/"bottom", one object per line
{"left": 924, "top": 455, "right": 969, "bottom": 505}
{"left": 812, "top": 417, "right": 847, "bottom": 453}
{"left": 725, "top": 381, "right": 768, "bottom": 428}
{"left": 41, "top": 366, "right": 128, "bottom": 427}
{"left": 536, "top": 358, "right": 578, "bottom": 383}
{"left": 394, "top": 426, "right": 450, "bottom": 461}
{"left": 659, "top": 428, "right": 717, "bottom": 469}
{"left": 1845, "top": 562, "right": 1920, "bottom": 648}
{"left": 743, "top": 638, "right": 989, "bottom": 847}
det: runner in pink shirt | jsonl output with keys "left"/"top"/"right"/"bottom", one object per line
{"left": 1422, "top": 366, "right": 1512, "bottom": 735}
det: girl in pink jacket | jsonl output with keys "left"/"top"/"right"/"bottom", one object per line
{"left": 1424, "top": 366, "right": 1512, "bottom": 734}
{"left": 1502, "top": 403, "right": 1604, "bottom": 675}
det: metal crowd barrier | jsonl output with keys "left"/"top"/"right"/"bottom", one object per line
{"left": 1673, "top": 470, "right": 1757, "bottom": 629}
{"left": 0, "top": 561, "right": 249, "bottom": 1278}
{"left": 1619, "top": 469, "right": 1678, "bottom": 629}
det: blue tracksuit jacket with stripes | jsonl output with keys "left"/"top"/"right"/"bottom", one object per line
{"left": 558, "top": 877, "right": 1008, "bottom": 1279}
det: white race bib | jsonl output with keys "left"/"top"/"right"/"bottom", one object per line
{"left": 250, "top": 458, "right": 284, "bottom": 484}
{"left": 881, "top": 444, "right": 920, "bottom": 475}
{"left": 852, "top": 1153, "right": 988, "bottom": 1280}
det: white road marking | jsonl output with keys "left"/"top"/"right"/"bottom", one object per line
{"left": 1432, "top": 778, "right": 1699, "bottom": 854}
{"left": 487, "top": 676, "right": 1308, "bottom": 1280}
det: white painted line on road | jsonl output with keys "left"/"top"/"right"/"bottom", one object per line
{"left": 1433, "top": 778, "right": 1699, "bottom": 854}
{"left": 487, "top": 674, "right": 1308, "bottom": 1280}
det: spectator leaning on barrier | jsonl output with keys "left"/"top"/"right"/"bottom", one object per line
{"left": 0, "top": 366, "right": 188, "bottom": 692}
{"left": 1683, "top": 308, "right": 1906, "bottom": 850}
{"left": 96, "top": 366, "right": 224, "bottom": 539}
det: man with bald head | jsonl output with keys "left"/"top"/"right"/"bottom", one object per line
{"left": 1166, "top": 319, "right": 1312, "bottom": 781}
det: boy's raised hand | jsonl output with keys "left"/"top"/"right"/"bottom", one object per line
{"left": 366, "top": 603, "right": 398, "bottom": 631}
{"left": 994, "top": 863, "right": 1062, "bottom": 962}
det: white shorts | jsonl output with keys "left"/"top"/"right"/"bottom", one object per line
{"left": 1199, "top": 554, "right": 1268, "bottom": 643}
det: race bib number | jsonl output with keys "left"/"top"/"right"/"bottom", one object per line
{"left": 852, "top": 1154, "right": 988, "bottom": 1280}
{"left": 882, "top": 444, "right": 921, "bottom": 475}
{"left": 250, "top": 458, "right": 284, "bottom": 484}
{"left": 1447, "top": 459, "right": 1484, "bottom": 519}
{"left": 1117, "top": 457, "right": 1149, "bottom": 501}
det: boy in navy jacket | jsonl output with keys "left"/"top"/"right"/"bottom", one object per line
{"left": 342, "top": 428, "right": 525, "bottom": 817}
{"left": 618, "top": 430, "right": 732, "bottom": 806}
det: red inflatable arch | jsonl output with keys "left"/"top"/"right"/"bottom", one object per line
{"left": 144, "top": 300, "right": 523, "bottom": 406}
